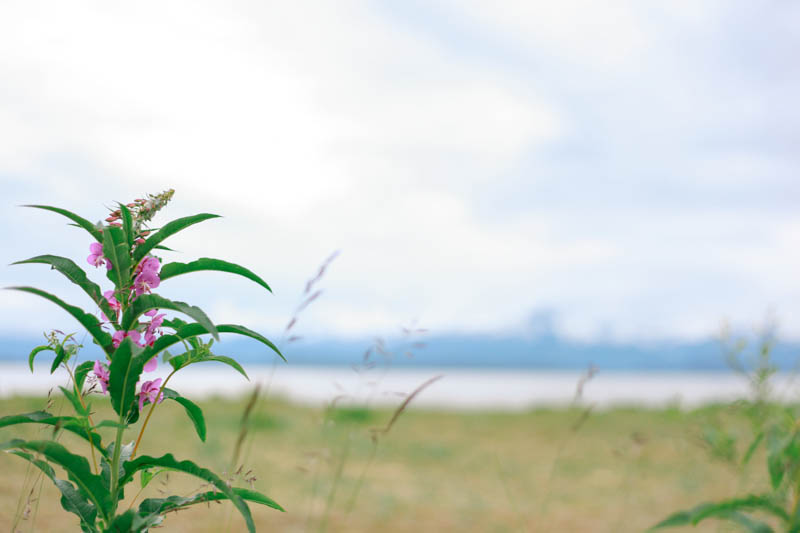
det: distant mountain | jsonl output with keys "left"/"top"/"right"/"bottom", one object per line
{"left": 2, "top": 332, "right": 798, "bottom": 371}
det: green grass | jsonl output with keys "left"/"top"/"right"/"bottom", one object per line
{"left": 0, "top": 395, "right": 771, "bottom": 532}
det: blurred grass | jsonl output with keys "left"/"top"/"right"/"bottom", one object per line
{"left": 0, "top": 395, "right": 771, "bottom": 532}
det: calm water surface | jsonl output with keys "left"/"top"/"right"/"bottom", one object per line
{"left": 2, "top": 363, "right": 798, "bottom": 409}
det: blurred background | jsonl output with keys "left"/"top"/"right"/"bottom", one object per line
{"left": 1, "top": 2, "right": 799, "bottom": 531}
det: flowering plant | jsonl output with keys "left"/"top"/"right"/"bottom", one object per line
{"left": 1, "top": 190, "right": 284, "bottom": 532}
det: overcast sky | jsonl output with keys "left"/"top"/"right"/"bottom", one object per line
{"left": 1, "top": 1, "right": 798, "bottom": 342}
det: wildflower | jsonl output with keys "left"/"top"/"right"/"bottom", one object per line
{"left": 132, "top": 256, "right": 161, "bottom": 297}
{"left": 100, "top": 289, "right": 122, "bottom": 322}
{"left": 133, "top": 269, "right": 160, "bottom": 297}
{"left": 93, "top": 360, "right": 110, "bottom": 394}
{"left": 144, "top": 313, "right": 166, "bottom": 347}
{"left": 112, "top": 329, "right": 143, "bottom": 348}
{"left": 138, "top": 378, "right": 163, "bottom": 411}
{"left": 104, "top": 290, "right": 121, "bottom": 312}
{"left": 86, "top": 243, "right": 112, "bottom": 270}
{"left": 136, "top": 256, "right": 161, "bottom": 275}
{"left": 143, "top": 356, "right": 158, "bottom": 372}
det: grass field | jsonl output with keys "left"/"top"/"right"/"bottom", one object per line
{"left": 0, "top": 393, "right": 772, "bottom": 532}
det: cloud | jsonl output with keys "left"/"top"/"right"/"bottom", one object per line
{"left": 0, "top": 1, "right": 797, "bottom": 342}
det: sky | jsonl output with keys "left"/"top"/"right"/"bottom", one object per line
{"left": 0, "top": 1, "right": 798, "bottom": 343}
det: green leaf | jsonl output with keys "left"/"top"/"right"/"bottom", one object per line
{"left": 138, "top": 487, "right": 284, "bottom": 517}
{"left": 126, "top": 404, "right": 141, "bottom": 425}
{"left": 51, "top": 344, "right": 69, "bottom": 374}
{"left": 203, "top": 355, "right": 249, "bottom": 380}
{"left": 60, "top": 385, "right": 90, "bottom": 417}
{"left": 100, "top": 442, "right": 133, "bottom": 500}
{"left": 103, "top": 225, "right": 131, "bottom": 290}
{"left": 11, "top": 255, "right": 117, "bottom": 322}
{"left": 107, "top": 507, "right": 164, "bottom": 531}
{"left": 153, "top": 322, "right": 282, "bottom": 361}
{"left": 133, "top": 213, "right": 221, "bottom": 264}
{"left": 1, "top": 439, "right": 112, "bottom": 520}
{"left": 742, "top": 432, "right": 765, "bottom": 466}
{"left": 106, "top": 510, "right": 138, "bottom": 532}
{"left": 767, "top": 437, "right": 786, "bottom": 489}
{"left": 160, "top": 258, "right": 272, "bottom": 292}
{"left": 119, "top": 203, "right": 134, "bottom": 249}
{"left": 75, "top": 361, "right": 95, "bottom": 391}
{"left": 651, "top": 496, "right": 787, "bottom": 531}
{"left": 24, "top": 204, "right": 103, "bottom": 242}
{"left": 725, "top": 512, "right": 775, "bottom": 533}
{"left": 162, "top": 388, "right": 207, "bottom": 441}
{"left": 0, "top": 412, "right": 107, "bottom": 458}
{"left": 94, "top": 420, "right": 129, "bottom": 430}
{"left": 5, "top": 287, "right": 113, "bottom": 355}
{"left": 140, "top": 469, "right": 155, "bottom": 489}
{"left": 108, "top": 338, "right": 148, "bottom": 417}
{"left": 650, "top": 509, "right": 692, "bottom": 529}
{"left": 121, "top": 294, "right": 219, "bottom": 341}
{"left": 118, "top": 453, "right": 256, "bottom": 533}
{"left": 28, "top": 345, "right": 54, "bottom": 372}
{"left": 690, "top": 495, "right": 788, "bottom": 524}
{"left": 9, "top": 450, "right": 98, "bottom": 530}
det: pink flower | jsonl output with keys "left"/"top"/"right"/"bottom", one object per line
{"left": 135, "top": 256, "right": 160, "bottom": 276}
{"left": 133, "top": 269, "right": 160, "bottom": 297}
{"left": 138, "top": 378, "right": 163, "bottom": 411}
{"left": 104, "top": 290, "right": 121, "bottom": 312}
{"left": 93, "top": 360, "right": 110, "bottom": 394}
{"left": 100, "top": 290, "right": 121, "bottom": 322}
{"left": 143, "top": 356, "right": 158, "bottom": 372}
{"left": 143, "top": 313, "right": 166, "bottom": 347}
{"left": 87, "top": 243, "right": 112, "bottom": 271}
{"left": 112, "top": 330, "right": 143, "bottom": 348}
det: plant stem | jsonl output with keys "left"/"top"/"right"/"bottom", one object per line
{"left": 131, "top": 369, "right": 177, "bottom": 459}
{"left": 110, "top": 411, "right": 126, "bottom": 509}
{"left": 64, "top": 364, "right": 99, "bottom": 475}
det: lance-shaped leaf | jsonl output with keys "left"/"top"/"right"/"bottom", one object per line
{"left": 152, "top": 322, "right": 281, "bottom": 361}
{"left": 133, "top": 213, "right": 220, "bottom": 264}
{"left": 160, "top": 258, "right": 271, "bottom": 292}
{"left": 0, "top": 411, "right": 107, "bottom": 458}
{"left": 9, "top": 450, "right": 98, "bottom": 529}
{"left": 651, "top": 495, "right": 787, "bottom": 531}
{"left": 11, "top": 255, "right": 117, "bottom": 322}
{"left": 51, "top": 344, "right": 69, "bottom": 374}
{"left": 138, "top": 487, "right": 284, "bottom": 517}
{"left": 118, "top": 453, "right": 256, "bottom": 533}
{"left": 162, "top": 351, "right": 248, "bottom": 380}
{"left": 108, "top": 338, "right": 148, "bottom": 417}
{"left": 119, "top": 203, "right": 134, "bottom": 249}
{"left": 1, "top": 439, "right": 111, "bottom": 520}
{"left": 28, "top": 345, "right": 54, "bottom": 371}
{"left": 103, "top": 225, "right": 131, "bottom": 290}
{"left": 60, "top": 385, "right": 91, "bottom": 417}
{"left": 6, "top": 287, "right": 113, "bottom": 355}
{"left": 75, "top": 360, "right": 95, "bottom": 391}
{"left": 202, "top": 355, "right": 249, "bottom": 379}
{"left": 101, "top": 442, "right": 133, "bottom": 500}
{"left": 121, "top": 294, "right": 218, "bottom": 341}
{"left": 108, "top": 509, "right": 163, "bottom": 532}
{"left": 24, "top": 204, "right": 103, "bottom": 242}
{"left": 162, "top": 388, "right": 206, "bottom": 441}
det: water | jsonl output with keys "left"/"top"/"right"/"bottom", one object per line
{"left": 1, "top": 363, "right": 798, "bottom": 410}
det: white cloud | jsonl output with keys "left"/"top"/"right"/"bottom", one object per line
{"left": 0, "top": 1, "right": 797, "bottom": 343}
